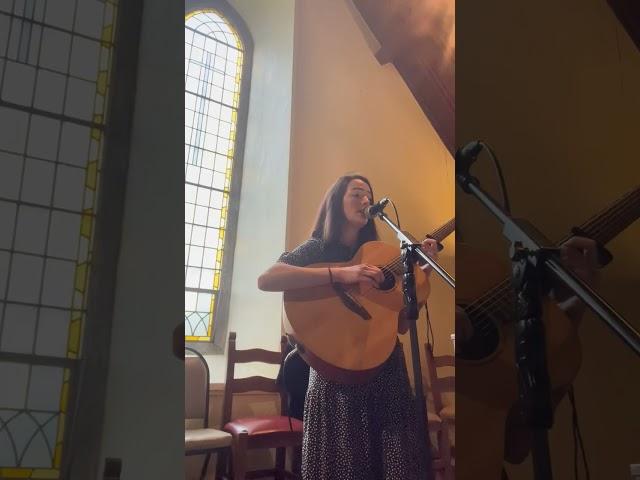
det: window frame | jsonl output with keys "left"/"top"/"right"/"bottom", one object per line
{"left": 184, "top": 0, "right": 253, "bottom": 353}
{"left": 59, "top": 0, "right": 145, "bottom": 477}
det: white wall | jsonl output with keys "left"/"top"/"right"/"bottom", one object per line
{"left": 98, "top": 1, "right": 184, "bottom": 478}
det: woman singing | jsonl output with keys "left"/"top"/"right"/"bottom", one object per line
{"left": 258, "top": 174, "right": 438, "bottom": 480}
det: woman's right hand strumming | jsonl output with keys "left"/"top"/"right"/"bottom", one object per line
{"left": 333, "top": 264, "right": 385, "bottom": 288}
{"left": 258, "top": 262, "right": 384, "bottom": 292}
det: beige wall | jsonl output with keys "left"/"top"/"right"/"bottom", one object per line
{"left": 457, "top": 1, "right": 640, "bottom": 478}
{"left": 287, "top": 0, "right": 455, "bottom": 389}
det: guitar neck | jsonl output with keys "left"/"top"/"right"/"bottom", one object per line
{"left": 387, "top": 218, "right": 455, "bottom": 274}
{"left": 468, "top": 185, "right": 640, "bottom": 323}
{"left": 429, "top": 218, "right": 456, "bottom": 243}
{"left": 558, "top": 185, "right": 640, "bottom": 246}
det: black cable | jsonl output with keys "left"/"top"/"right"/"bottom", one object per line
{"left": 388, "top": 198, "right": 401, "bottom": 229}
{"left": 480, "top": 141, "right": 511, "bottom": 215}
{"left": 568, "top": 386, "right": 590, "bottom": 480}
{"left": 424, "top": 301, "right": 435, "bottom": 351}
{"left": 573, "top": 407, "right": 579, "bottom": 480}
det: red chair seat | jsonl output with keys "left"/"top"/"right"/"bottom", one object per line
{"left": 224, "top": 415, "right": 303, "bottom": 437}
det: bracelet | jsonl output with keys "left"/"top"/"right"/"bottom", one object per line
{"left": 327, "top": 267, "right": 334, "bottom": 285}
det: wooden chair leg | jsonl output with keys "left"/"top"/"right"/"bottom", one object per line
{"left": 427, "top": 420, "right": 442, "bottom": 479}
{"left": 200, "top": 453, "right": 212, "bottom": 480}
{"left": 275, "top": 447, "right": 286, "bottom": 480}
{"left": 215, "top": 448, "right": 230, "bottom": 480}
{"left": 440, "top": 422, "right": 454, "bottom": 480}
{"left": 231, "top": 432, "right": 248, "bottom": 480}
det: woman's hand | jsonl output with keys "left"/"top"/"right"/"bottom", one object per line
{"left": 553, "top": 235, "right": 600, "bottom": 320}
{"left": 559, "top": 236, "right": 599, "bottom": 285}
{"left": 455, "top": 305, "right": 474, "bottom": 346}
{"left": 334, "top": 264, "right": 385, "bottom": 288}
{"left": 420, "top": 238, "right": 439, "bottom": 275}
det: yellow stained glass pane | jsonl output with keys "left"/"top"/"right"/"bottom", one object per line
{"left": 220, "top": 208, "right": 227, "bottom": 228}
{"left": 0, "top": 469, "right": 31, "bottom": 478}
{"left": 101, "top": 25, "right": 113, "bottom": 46}
{"left": 86, "top": 161, "right": 98, "bottom": 190}
{"left": 207, "top": 296, "right": 216, "bottom": 336}
{"left": 80, "top": 210, "right": 93, "bottom": 238}
{"left": 34, "top": 470, "right": 60, "bottom": 479}
{"left": 74, "top": 264, "right": 88, "bottom": 294}
{"left": 185, "top": 336, "right": 211, "bottom": 342}
{"left": 59, "top": 380, "right": 69, "bottom": 412}
{"left": 33, "top": 470, "right": 60, "bottom": 479}
{"left": 97, "top": 71, "right": 109, "bottom": 96}
{"left": 67, "top": 315, "right": 82, "bottom": 358}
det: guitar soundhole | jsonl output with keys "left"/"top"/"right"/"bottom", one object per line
{"left": 456, "top": 305, "right": 501, "bottom": 361}
{"left": 377, "top": 266, "right": 396, "bottom": 291}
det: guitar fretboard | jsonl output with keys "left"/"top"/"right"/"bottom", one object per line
{"left": 386, "top": 218, "right": 456, "bottom": 274}
{"left": 465, "top": 185, "right": 640, "bottom": 325}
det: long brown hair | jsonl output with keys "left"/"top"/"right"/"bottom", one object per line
{"left": 311, "top": 174, "right": 379, "bottom": 246}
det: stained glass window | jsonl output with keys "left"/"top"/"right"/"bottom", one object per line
{"left": 184, "top": 9, "right": 245, "bottom": 342}
{"left": 0, "top": 0, "right": 119, "bottom": 478}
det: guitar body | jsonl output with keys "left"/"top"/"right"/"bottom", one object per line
{"left": 283, "top": 240, "right": 430, "bottom": 384}
{"left": 456, "top": 243, "right": 582, "bottom": 480}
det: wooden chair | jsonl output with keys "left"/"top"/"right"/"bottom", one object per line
{"left": 222, "top": 332, "right": 303, "bottom": 480}
{"left": 425, "top": 342, "right": 455, "bottom": 480}
{"left": 185, "top": 346, "right": 232, "bottom": 480}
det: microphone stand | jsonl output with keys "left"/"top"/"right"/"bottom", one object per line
{"left": 372, "top": 210, "right": 455, "bottom": 480}
{"left": 456, "top": 152, "right": 640, "bottom": 480}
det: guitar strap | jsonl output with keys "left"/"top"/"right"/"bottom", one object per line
{"left": 276, "top": 339, "right": 309, "bottom": 421}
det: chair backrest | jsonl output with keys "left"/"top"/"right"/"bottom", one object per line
{"left": 221, "top": 331, "right": 288, "bottom": 426}
{"left": 424, "top": 342, "right": 455, "bottom": 413}
{"left": 185, "top": 346, "right": 210, "bottom": 429}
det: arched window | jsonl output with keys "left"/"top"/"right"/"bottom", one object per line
{"left": 184, "top": 5, "right": 251, "bottom": 344}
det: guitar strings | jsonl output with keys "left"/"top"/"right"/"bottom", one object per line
{"left": 578, "top": 188, "right": 639, "bottom": 243}
{"left": 579, "top": 187, "right": 638, "bottom": 233}
{"left": 466, "top": 192, "right": 639, "bottom": 321}
{"left": 458, "top": 189, "right": 640, "bottom": 338}
{"left": 377, "top": 219, "right": 456, "bottom": 274}
{"left": 369, "top": 188, "right": 638, "bottom": 340}
{"left": 467, "top": 186, "right": 639, "bottom": 314}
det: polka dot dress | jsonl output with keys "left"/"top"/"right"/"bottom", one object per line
{"left": 302, "top": 344, "right": 424, "bottom": 480}
{"left": 278, "top": 238, "right": 427, "bottom": 480}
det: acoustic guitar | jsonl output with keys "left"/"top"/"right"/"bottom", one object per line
{"left": 283, "top": 218, "right": 455, "bottom": 384}
{"left": 455, "top": 185, "right": 640, "bottom": 480}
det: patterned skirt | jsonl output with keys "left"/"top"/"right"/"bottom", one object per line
{"left": 301, "top": 343, "right": 427, "bottom": 480}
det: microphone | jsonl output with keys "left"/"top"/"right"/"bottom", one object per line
{"left": 455, "top": 140, "right": 484, "bottom": 170}
{"left": 364, "top": 197, "right": 390, "bottom": 219}
{"left": 455, "top": 140, "right": 484, "bottom": 193}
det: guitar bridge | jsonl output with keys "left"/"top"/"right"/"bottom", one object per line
{"left": 331, "top": 284, "right": 372, "bottom": 320}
